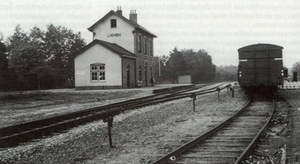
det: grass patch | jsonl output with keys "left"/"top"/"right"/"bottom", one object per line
{"left": 0, "top": 90, "right": 144, "bottom": 104}
{"left": 0, "top": 91, "right": 50, "bottom": 101}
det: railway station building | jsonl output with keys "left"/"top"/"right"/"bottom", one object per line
{"left": 74, "top": 7, "right": 157, "bottom": 89}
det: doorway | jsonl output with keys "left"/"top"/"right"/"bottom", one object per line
{"left": 127, "top": 65, "right": 130, "bottom": 88}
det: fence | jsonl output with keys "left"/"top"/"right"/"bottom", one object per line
{"left": 279, "top": 81, "right": 300, "bottom": 90}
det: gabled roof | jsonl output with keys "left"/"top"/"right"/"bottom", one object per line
{"left": 88, "top": 10, "right": 157, "bottom": 38}
{"left": 73, "top": 39, "right": 136, "bottom": 59}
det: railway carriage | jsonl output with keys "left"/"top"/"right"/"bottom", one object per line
{"left": 238, "top": 43, "right": 284, "bottom": 90}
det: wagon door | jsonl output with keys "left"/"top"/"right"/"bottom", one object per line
{"left": 255, "top": 50, "right": 269, "bottom": 84}
{"left": 268, "top": 49, "right": 283, "bottom": 85}
{"left": 239, "top": 50, "right": 256, "bottom": 86}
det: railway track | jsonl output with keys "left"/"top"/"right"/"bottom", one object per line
{"left": 152, "top": 95, "right": 275, "bottom": 164}
{"left": 0, "top": 82, "right": 230, "bottom": 148}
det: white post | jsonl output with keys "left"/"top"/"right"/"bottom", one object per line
{"left": 159, "top": 58, "right": 161, "bottom": 76}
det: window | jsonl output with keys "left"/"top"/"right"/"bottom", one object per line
{"left": 150, "top": 67, "right": 153, "bottom": 77}
{"left": 149, "top": 40, "right": 152, "bottom": 56}
{"left": 144, "top": 63, "right": 148, "bottom": 85}
{"left": 137, "top": 35, "right": 141, "bottom": 53}
{"left": 138, "top": 65, "right": 142, "bottom": 81}
{"left": 90, "top": 63, "right": 105, "bottom": 82}
{"left": 111, "top": 19, "right": 117, "bottom": 28}
{"left": 144, "top": 37, "right": 147, "bottom": 54}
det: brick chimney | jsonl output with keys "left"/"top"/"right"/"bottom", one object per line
{"left": 130, "top": 10, "right": 137, "bottom": 23}
{"left": 116, "top": 6, "right": 122, "bottom": 16}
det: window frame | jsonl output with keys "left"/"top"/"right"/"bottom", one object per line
{"left": 138, "top": 65, "right": 142, "bottom": 81}
{"left": 137, "top": 35, "right": 141, "bottom": 53}
{"left": 144, "top": 37, "right": 147, "bottom": 54}
{"left": 110, "top": 19, "right": 117, "bottom": 28}
{"left": 149, "top": 39, "right": 152, "bottom": 56}
{"left": 144, "top": 63, "right": 148, "bottom": 85}
{"left": 90, "top": 63, "right": 106, "bottom": 82}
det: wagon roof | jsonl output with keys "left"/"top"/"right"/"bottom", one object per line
{"left": 238, "top": 43, "right": 283, "bottom": 51}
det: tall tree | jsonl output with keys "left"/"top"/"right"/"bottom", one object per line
{"left": 6, "top": 24, "right": 86, "bottom": 90}
{"left": 0, "top": 39, "right": 9, "bottom": 90}
{"left": 6, "top": 25, "right": 38, "bottom": 90}
{"left": 43, "top": 24, "right": 86, "bottom": 88}
{"left": 153, "top": 55, "right": 172, "bottom": 84}
{"left": 215, "top": 65, "right": 238, "bottom": 82}
{"left": 166, "top": 48, "right": 216, "bottom": 83}
{"left": 0, "top": 40, "right": 7, "bottom": 70}
{"left": 167, "top": 47, "right": 186, "bottom": 82}
{"left": 28, "top": 26, "right": 48, "bottom": 89}
{"left": 292, "top": 62, "right": 300, "bottom": 73}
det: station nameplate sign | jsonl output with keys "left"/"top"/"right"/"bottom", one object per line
{"left": 107, "top": 33, "right": 121, "bottom": 37}
{"left": 76, "top": 71, "right": 85, "bottom": 75}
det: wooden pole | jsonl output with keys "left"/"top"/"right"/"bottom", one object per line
{"left": 191, "top": 93, "right": 196, "bottom": 112}
{"left": 216, "top": 88, "right": 221, "bottom": 100}
{"left": 104, "top": 117, "right": 115, "bottom": 148}
{"left": 193, "top": 97, "right": 195, "bottom": 112}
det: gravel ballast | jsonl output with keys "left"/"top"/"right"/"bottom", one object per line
{"left": 0, "top": 87, "right": 248, "bottom": 164}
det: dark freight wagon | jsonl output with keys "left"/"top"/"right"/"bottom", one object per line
{"left": 238, "top": 43, "right": 284, "bottom": 90}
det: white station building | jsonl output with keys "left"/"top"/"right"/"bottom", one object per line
{"left": 74, "top": 7, "right": 157, "bottom": 89}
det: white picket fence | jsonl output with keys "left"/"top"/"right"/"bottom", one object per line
{"left": 279, "top": 81, "right": 300, "bottom": 90}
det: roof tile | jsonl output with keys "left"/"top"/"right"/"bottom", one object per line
{"left": 73, "top": 39, "right": 136, "bottom": 58}
{"left": 88, "top": 10, "right": 157, "bottom": 38}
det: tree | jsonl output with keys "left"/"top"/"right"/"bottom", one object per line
{"left": 167, "top": 47, "right": 186, "bottom": 82}
{"left": 215, "top": 65, "right": 238, "bottom": 82}
{"left": 43, "top": 24, "right": 86, "bottom": 88}
{"left": 6, "top": 25, "right": 38, "bottom": 90}
{"left": 0, "top": 40, "right": 9, "bottom": 90}
{"left": 153, "top": 55, "right": 172, "bottom": 84}
{"left": 292, "top": 62, "right": 300, "bottom": 73}
{"left": 164, "top": 47, "right": 216, "bottom": 83}
{"left": 0, "top": 41, "right": 8, "bottom": 69}
{"left": 5, "top": 24, "right": 86, "bottom": 90}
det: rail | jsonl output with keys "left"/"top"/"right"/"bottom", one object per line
{"left": 0, "top": 82, "right": 230, "bottom": 148}
{"left": 152, "top": 99, "right": 251, "bottom": 164}
{"left": 234, "top": 100, "right": 276, "bottom": 164}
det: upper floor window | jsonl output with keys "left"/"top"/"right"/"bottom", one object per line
{"left": 138, "top": 65, "right": 142, "bottom": 81}
{"left": 91, "top": 63, "right": 105, "bottom": 82}
{"left": 149, "top": 40, "right": 152, "bottom": 56}
{"left": 111, "top": 19, "right": 117, "bottom": 28}
{"left": 137, "top": 35, "right": 141, "bottom": 53}
{"left": 144, "top": 37, "right": 147, "bottom": 54}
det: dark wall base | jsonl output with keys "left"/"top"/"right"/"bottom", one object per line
{"left": 75, "top": 85, "right": 122, "bottom": 90}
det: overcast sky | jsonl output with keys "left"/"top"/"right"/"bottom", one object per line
{"left": 1, "top": 0, "right": 299, "bottom": 68}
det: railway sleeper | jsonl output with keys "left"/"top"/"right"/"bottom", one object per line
{"left": 199, "top": 142, "right": 250, "bottom": 147}
{"left": 204, "top": 139, "right": 253, "bottom": 143}
{"left": 216, "top": 129, "right": 261, "bottom": 134}
{"left": 189, "top": 147, "right": 245, "bottom": 152}
{"left": 207, "top": 136, "right": 254, "bottom": 140}
{"left": 182, "top": 152, "right": 241, "bottom": 158}
{"left": 169, "top": 156, "right": 235, "bottom": 164}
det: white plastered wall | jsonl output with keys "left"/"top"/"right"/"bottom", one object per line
{"left": 92, "top": 15, "right": 135, "bottom": 53}
{"left": 74, "top": 44, "right": 122, "bottom": 87}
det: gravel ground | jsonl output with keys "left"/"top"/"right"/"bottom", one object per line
{"left": 0, "top": 87, "right": 161, "bottom": 127}
{"left": 242, "top": 93, "right": 292, "bottom": 164}
{"left": 0, "top": 86, "right": 248, "bottom": 164}
{"left": 279, "top": 90, "right": 300, "bottom": 164}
